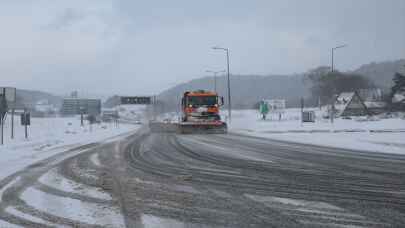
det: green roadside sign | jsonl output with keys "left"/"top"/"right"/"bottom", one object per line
{"left": 259, "top": 100, "right": 269, "bottom": 115}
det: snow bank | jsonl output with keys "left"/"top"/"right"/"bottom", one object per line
{"left": 21, "top": 187, "right": 125, "bottom": 227}
{"left": 230, "top": 109, "right": 405, "bottom": 155}
{"left": 0, "top": 116, "right": 140, "bottom": 179}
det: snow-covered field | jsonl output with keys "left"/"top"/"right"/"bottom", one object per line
{"left": 230, "top": 109, "right": 405, "bottom": 155}
{"left": 0, "top": 109, "right": 142, "bottom": 180}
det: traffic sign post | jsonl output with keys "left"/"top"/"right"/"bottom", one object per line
{"left": 0, "top": 87, "right": 16, "bottom": 140}
{"left": 11, "top": 108, "right": 14, "bottom": 139}
{"left": 80, "top": 107, "right": 85, "bottom": 127}
{"left": 0, "top": 93, "right": 8, "bottom": 119}
{"left": 0, "top": 93, "right": 8, "bottom": 145}
{"left": 1, "top": 115, "right": 3, "bottom": 145}
{"left": 301, "top": 97, "right": 304, "bottom": 126}
{"left": 152, "top": 95, "right": 156, "bottom": 121}
{"left": 1, "top": 116, "right": 3, "bottom": 146}
{"left": 21, "top": 110, "right": 30, "bottom": 139}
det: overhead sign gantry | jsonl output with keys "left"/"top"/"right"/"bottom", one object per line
{"left": 120, "top": 96, "right": 152, "bottom": 105}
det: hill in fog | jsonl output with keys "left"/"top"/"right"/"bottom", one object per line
{"left": 352, "top": 59, "right": 405, "bottom": 89}
{"left": 157, "top": 59, "right": 405, "bottom": 111}
{"left": 158, "top": 74, "right": 310, "bottom": 112}
{"left": 11, "top": 89, "right": 62, "bottom": 109}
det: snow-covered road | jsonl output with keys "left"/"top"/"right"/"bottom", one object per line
{"left": 1, "top": 107, "right": 404, "bottom": 227}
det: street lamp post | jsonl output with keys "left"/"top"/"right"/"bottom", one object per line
{"left": 331, "top": 44, "right": 347, "bottom": 72}
{"left": 212, "top": 46, "right": 231, "bottom": 122}
{"left": 330, "top": 44, "right": 347, "bottom": 124}
{"left": 206, "top": 70, "right": 225, "bottom": 93}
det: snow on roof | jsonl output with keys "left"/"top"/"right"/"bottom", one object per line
{"left": 336, "top": 92, "right": 355, "bottom": 102}
{"left": 357, "top": 88, "right": 383, "bottom": 101}
{"left": 364, "top": 101, "right": 386, "bottom": 108}
{"left": 334, "top": 92, "right": 355, "bottom": 115}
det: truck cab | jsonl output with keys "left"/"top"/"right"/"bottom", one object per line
{"left": 181, "top": 90, "right": 224, "bottom": 122}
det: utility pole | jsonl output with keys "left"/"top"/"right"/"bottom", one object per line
{"left": 0, "top": 90, "right": 7, "bottom": 145}
{"left": 1, "top": 115, "right": 3, "bottom": 145}
{"left": 301, "top": 97, "right": 304, "bottom": 125}
{"left": 10, "top": 88, "right": 16, "bottom": 139}
{"left": 23, "top": 108, "right": 29, "bottom": 139}
{"left": 226, "top": 50, "right": 231, "bottom": 121}
{"left": 212, "top": 46, "right": 232, "bottom": 122}
{"left": 11, "top": 108, "right": 14, "bottom": 139}
{"left": 331, "top": 44, "right": 347, "bottom": 72}
{"left": 25, "top": 116, "right": 28, "bottom": 139}
{"left": 330, "top": 45, "right": 346, "bottom": 124}
{"left": 153, "top": 95, "right": 157, "bottom": 121}
{"left": 330, "top": 94, "right": 337, "bottom": 124}
{"left": 80, "top": 107, "right": 84, "bottom": 127}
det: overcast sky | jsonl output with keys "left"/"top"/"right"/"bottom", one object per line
{"left": 0, "top": 0, "right": 404, "bottom": 96}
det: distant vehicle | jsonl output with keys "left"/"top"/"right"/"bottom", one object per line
{"left": 134, "top": 120, "right": 141, "bottom": 124}
{"left": 179, "top": 90, "right": 227, "bottom": 134}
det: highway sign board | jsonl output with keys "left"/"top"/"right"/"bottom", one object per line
{"left": 0, "top": 87, "right": 16, "bottom": 103}
{"left": 0, "top": 94, "right": 7, "bottom": 119}
{"left": 264, "top": 99, "right": 286, "bottom": 113}
{"left": 120, "top": 96, "right": 152, "bottom": 105}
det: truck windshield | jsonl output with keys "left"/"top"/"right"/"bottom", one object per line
{"left": 187, "top": 96, "right": 217, "bottom": 106}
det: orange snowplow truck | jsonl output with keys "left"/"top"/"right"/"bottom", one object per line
{"left": 179, "top": 90, "right": 227, "bottom": 134}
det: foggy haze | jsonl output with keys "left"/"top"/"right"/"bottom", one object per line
{"left": 0, "top": 0, "right": 404, "bottom": 96}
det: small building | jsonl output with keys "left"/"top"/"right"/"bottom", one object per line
{"left": 35, "top": 99, "right": 54, "bottom": 113}
{"left": 358, "top": 88, "right": 387, "bottom": 114}
{"left": 61, "top": 98, "right": 101, "bottom": 116}
{"left": 392, "top": 90, "right": 405, "bottom": 111}
{"left": 334, "top": 92, "right": 369, "bottom": 117}
{"left": 265, "top": 99, "right": 286, "bottom": 113}
{"left": 357, "top": 88, "right": 383, "bottom": 102}
{"left": 364, "top": 101, "right": 387, "bottom": 115}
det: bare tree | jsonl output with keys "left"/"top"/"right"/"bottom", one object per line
{"left": 305, "top": 68, "right": 375, "bottom": 104}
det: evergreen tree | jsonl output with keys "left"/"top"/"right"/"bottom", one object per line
{"left": 390, "top": 72, "right": 405, "bottom": 109}
{"left": 391, "top": 72, "right": 405, "bottom": 96}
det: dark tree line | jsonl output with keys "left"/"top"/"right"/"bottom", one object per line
{"left": 391, "top": 72, "right": 405, "bottom": 98}
{"left": 305, "top": 66, "right": 374, "bottom": 104}
{"left": 390, "top": 72, "right": 405, "bottom": 110}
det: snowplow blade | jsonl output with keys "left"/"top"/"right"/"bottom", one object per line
{"left": 178, "top": 122, "right": 227, "bottom": 134}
